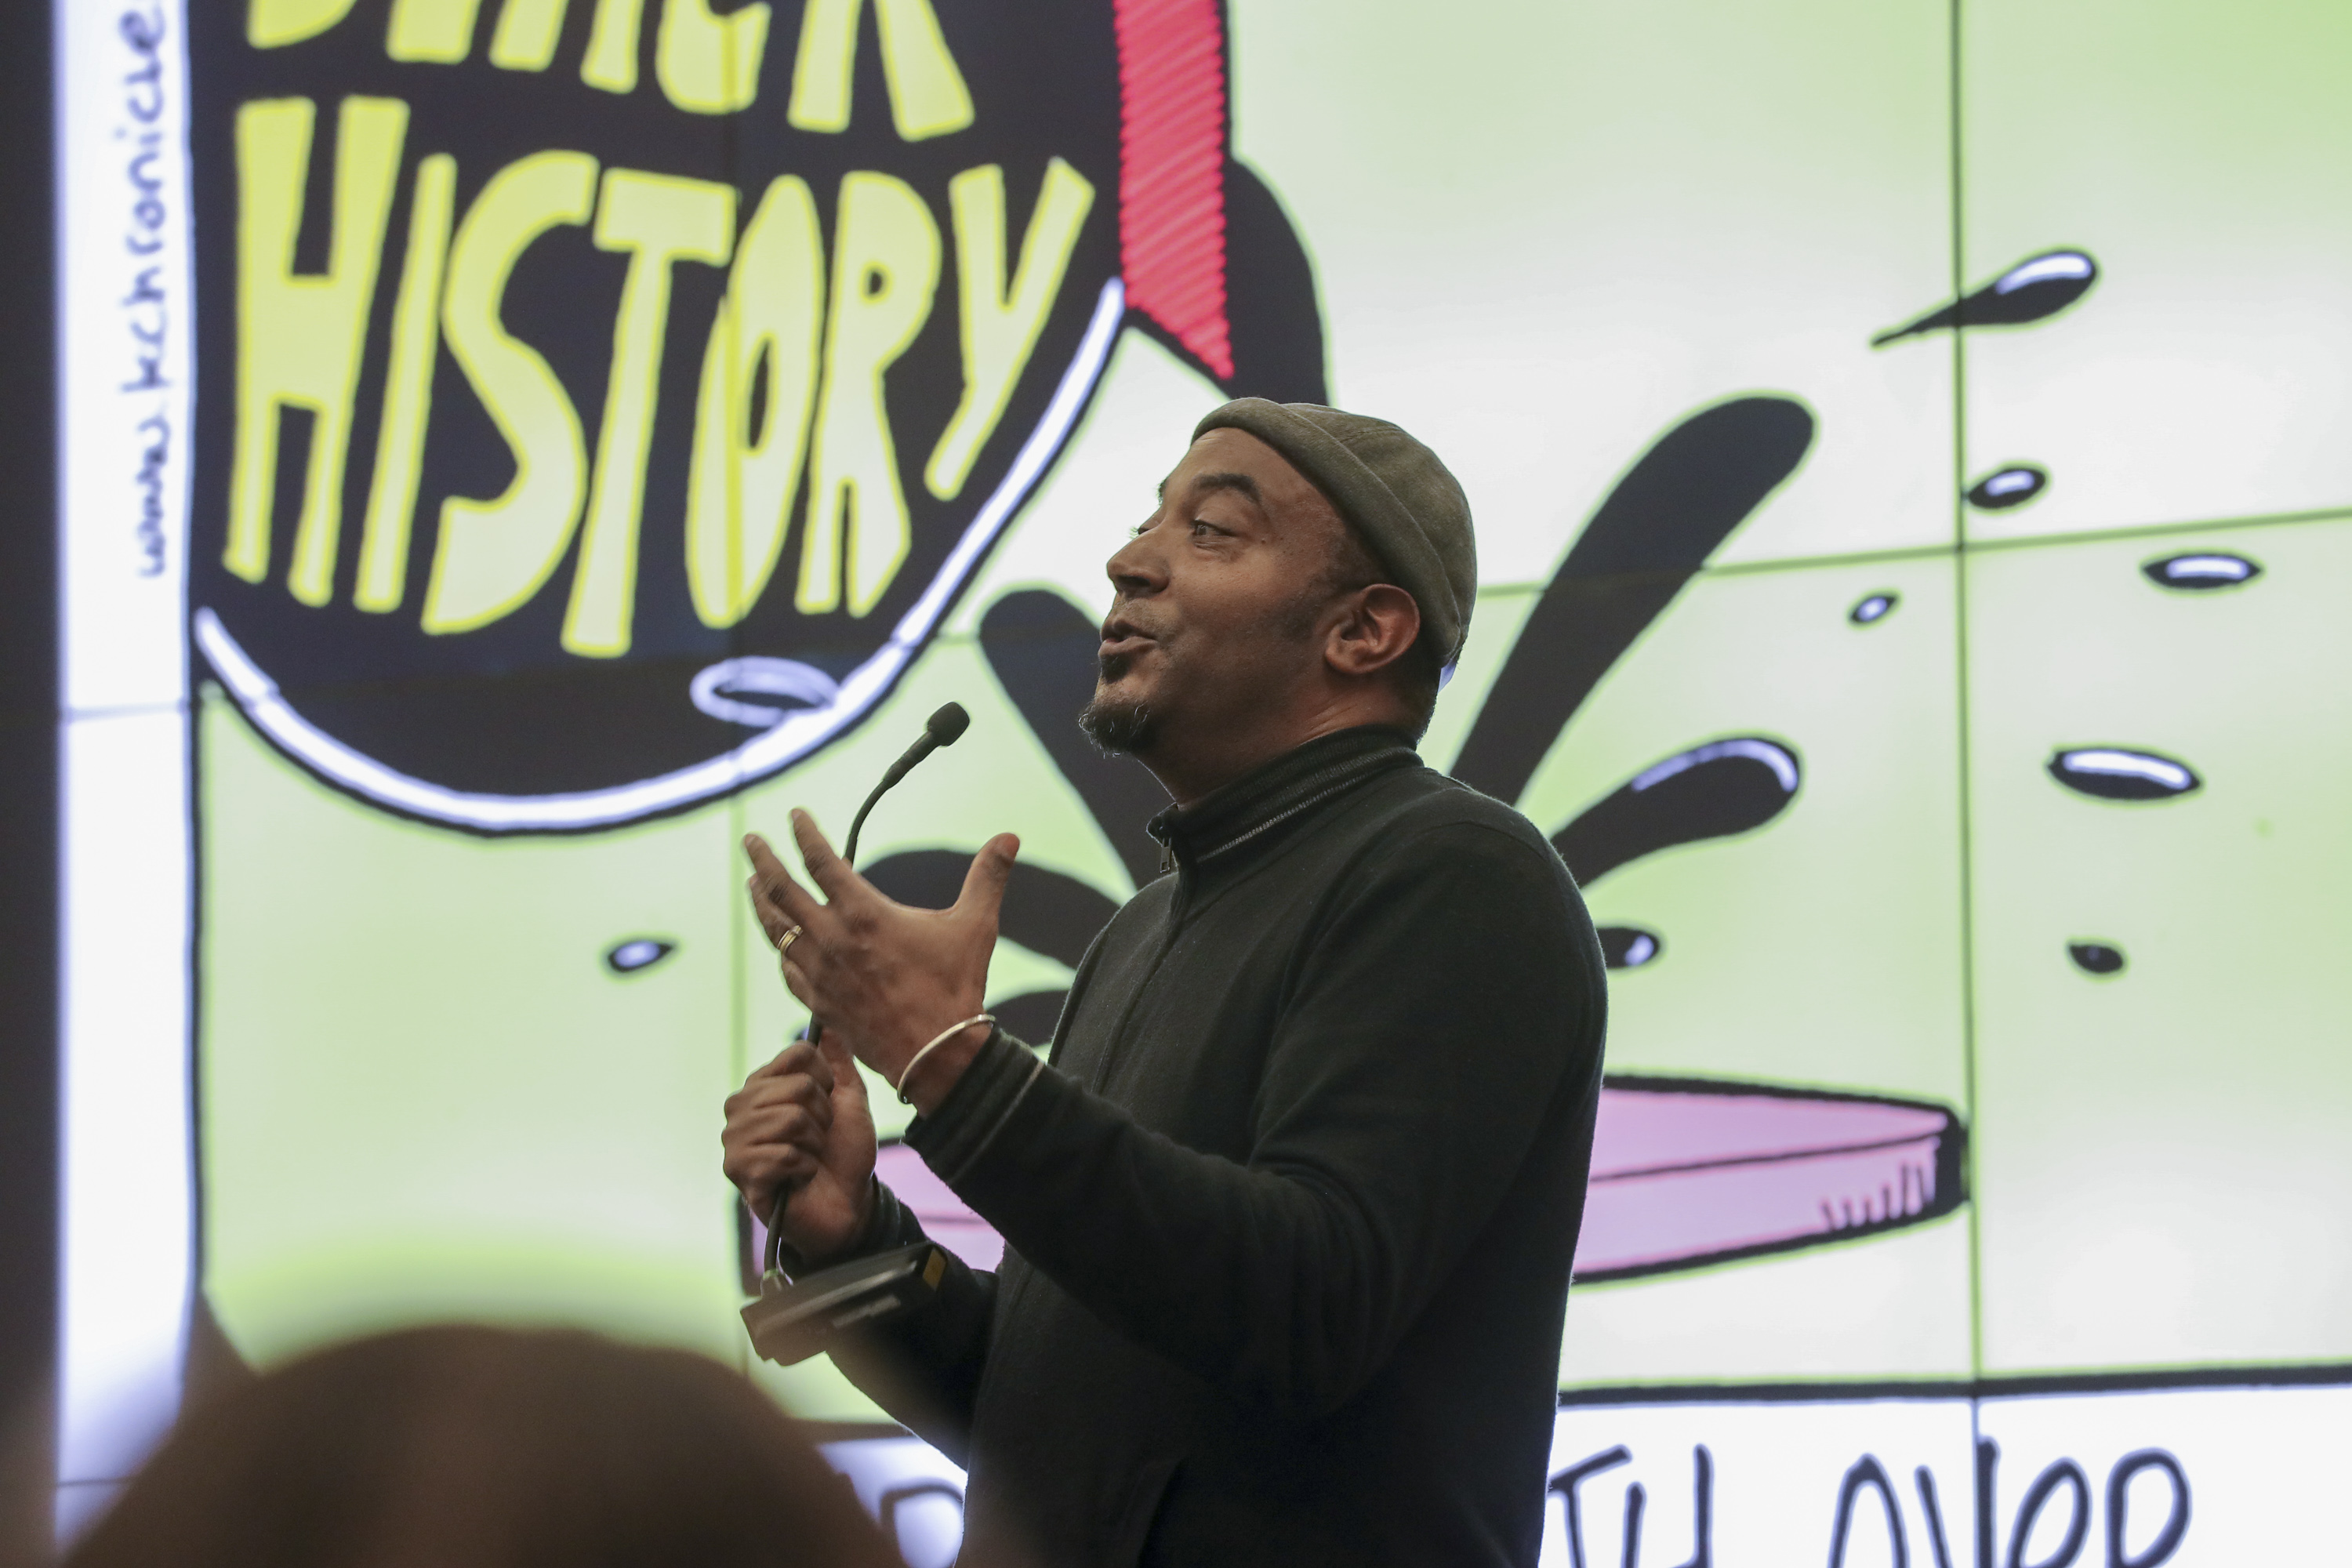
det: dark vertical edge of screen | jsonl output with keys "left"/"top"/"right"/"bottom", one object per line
{"left": 0, "top": 0, "right": 61, "bottom": 1557}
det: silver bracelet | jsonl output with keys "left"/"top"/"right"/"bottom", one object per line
{"left": 894, "top": 1013, "right": 996, "bottom": 1105}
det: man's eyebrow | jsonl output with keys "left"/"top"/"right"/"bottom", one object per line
{"left": 1185, "top": 471, "right": 1261, "bottom": 506}
{"left": 1151, "top": 471, "right": 1261, "bottom": 514}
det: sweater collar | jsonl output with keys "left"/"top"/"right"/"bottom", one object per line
{"left": 1146, "top": 726, "right": 1419, "bottom": 877}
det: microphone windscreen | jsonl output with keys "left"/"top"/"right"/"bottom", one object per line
{"left": 926, "top": 702, "right": 971, "bottom": 747}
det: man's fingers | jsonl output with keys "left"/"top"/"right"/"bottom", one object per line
{"left": 743, "top": 830, "right": 797, "bottom": 886}
{"left": 731, "top": 1102, "right": 830, "bottom": 1150}
{"left": 781, "top": 958, "right": 819, "bottom": 1015}
{"left": 743, "top": 833, "right": 823, "bottom": 932}
{"left": 793, "top": 1037, "right": 837, "bottom": 1096}
{"left": 754, "top": 1076, "right": 836, "bottom": 1135}
{"left": 760, "top": 1152, "right": 815, "bottom": 1196}
{"left": 725, "top": 1139, "right": 816, "bottom": 1198}
{"left": 768, "top": 1036, "right": 833, "bottom": 1093}
{"left": 746, "top": 881, "right": 797, "bottom": 949}
{"left": 815, "top": 1031, "right": 864, "bottom": 1100}
{"left": 772, "top": 1103, "right": 833, "bottom": 1150}
{"left": 954, "top": 832, "right": 1022, "bottom": 921}
{"left": 746, "top": 898, "right": 783, "bottom": 950}
{"left": 724, "top": 1081, "right": 836, "bottom": 1141}
{"left": 741, "top": 1148, "right": 817, "bottom": 1214}
{"left": 749, "top": 1037, "right": 831, "bottom": 1090}
{"left": 789, "top": 810, "right": 869, "bottom": 906}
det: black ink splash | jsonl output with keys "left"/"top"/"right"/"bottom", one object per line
{"left": 2047, "top": 747, "right": 2201, "bottom": 802}
{"left": 1450, "top": 397, "right": 1816, "bottom": 804}
{"left": 2143, "top": 553, "right": 2260, "bottom": 591}
{"left": 1598, "top": 927, "right": 1662, "bottom": 970}
{"left": 1966, "top": 465, "right": 2049, "bottom": 510}
{"left": 1220, "top": 159, "right": 1328, "bottom": 405}
{"left": 1850, "top": 593, "right": 1898, "bottom": 625}
{"left": 1873, "top": 249, "right": 2099, "bottom": 347}
{"left": 2068, "top": 942, "right": 2125, "bottom": 976}
{"left": 1555, "top": 739, "right": 1802, "bottom": 886}
{"left": 604, "top": 938, "right": 674, "bottom": 974}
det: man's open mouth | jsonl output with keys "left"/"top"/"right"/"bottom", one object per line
{"left": 1098, "top": 616, "right": 1156, "bottom": 659}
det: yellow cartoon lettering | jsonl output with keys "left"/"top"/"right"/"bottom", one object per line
{"left": 580, "top": 0, "right": 644, "bottom": 93}
{"left": 657, "top": 0, "right": 771, "bottom": 114}
{"left": 224, "top": 96, "right": 406, "bottom": 605}
{"left": 488, "top": 0, "right": 569, "bottom": 70}
{"left": 355, "top": 153, "right": 456, "bottom": 613}
{"left": 798, "top": 172, "right": 938, "bottom": 615}
{"left": 385, "top": 0, "right": 479, "bottom": 62}
{"left": 927, "top": 158, "right": 1092, "bottom": 500}
{"left": 685, "top": 176, "right": 825, "bottom": 629}
{"left": 787, "top": 0, "right": 972, "bottom": 142}
{"left": 420, "top": 150, "right": 598, "bottom": 636}
{"left": 564, "top": 169, "right": 736, "bottom": 657}
{"left": 249, "top": 0, "right": 358, "bottom": 49}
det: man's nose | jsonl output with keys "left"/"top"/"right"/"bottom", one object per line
{"left": 1105, "top": 526, "right": 1165, "bottom": 597}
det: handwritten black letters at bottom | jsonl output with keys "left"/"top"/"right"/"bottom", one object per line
{"left": 1545, "top": 1437, "right": 2187, "bottom": 1568}
{"left": 1552, "top": 1446, "right": 1710, "bottom": 1568}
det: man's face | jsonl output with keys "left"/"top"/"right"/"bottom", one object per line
{"left": 1083, "top": 428, "right": 1345, "bottom": 758}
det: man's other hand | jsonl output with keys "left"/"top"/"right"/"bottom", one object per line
{"left": 743, "top": 815, "right": 1017, "bottom": 1107}
{"left": 721, "top": 1035, "right": 877, "bottom": 1266}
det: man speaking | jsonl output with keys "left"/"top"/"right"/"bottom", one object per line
{"left": 722, "top": 401, "right": 1607, "bottom": 1566}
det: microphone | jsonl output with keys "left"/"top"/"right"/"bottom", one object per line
{"left": 847, "top": 702, "right": 970, "bottom": 862}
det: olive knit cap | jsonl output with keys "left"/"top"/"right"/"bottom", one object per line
{"left": 1192, "top": 398, "right": 1477, "bottom": 667}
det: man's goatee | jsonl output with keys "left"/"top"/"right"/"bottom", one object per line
{"left": 1078, "top": 694, "right": 1156, "bottom": 754}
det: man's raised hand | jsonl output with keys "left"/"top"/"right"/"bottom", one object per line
{"left": 743, "top": 815, "right": 1018, "bottom": 1111}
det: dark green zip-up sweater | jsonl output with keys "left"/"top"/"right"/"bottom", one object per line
{"left": 831, "top": 726, "right": 1607, "bottom": 1566}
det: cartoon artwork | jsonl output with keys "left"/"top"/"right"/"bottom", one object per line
{"left": 184, "top": 0, "right": 1325, "bottom": 830}
{"left": 50, "top": 0, "right": 2352, "bottom": 1559}
{"left": 179, "top": 0, "right": 1335, "bottom": 1385}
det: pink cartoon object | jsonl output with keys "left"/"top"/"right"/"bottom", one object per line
{"left": 1571, "top": 1077, "right": 1962, "bottom": 1280}
{"left": 876, "top": 1144, "right": 1007, "bottom": 1272}
{"left": 870, "top": 1079, "right": 1962, "bottom": 1282}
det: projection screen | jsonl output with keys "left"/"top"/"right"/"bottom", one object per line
{"left": 52, "top": 0, "right": 2352, "bottom": 1559}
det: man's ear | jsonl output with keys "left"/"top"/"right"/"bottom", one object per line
{"left": 1325, "top": 584, "right": 1421, "bottom": 678}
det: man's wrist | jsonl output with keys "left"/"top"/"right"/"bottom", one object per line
{"left": 898, "top": 1020, "right": 995, "bottom": 1117}
{"left": 793, "top": 1173, "right": 880, "bottom": 1272}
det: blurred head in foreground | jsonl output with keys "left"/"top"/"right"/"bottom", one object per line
{"left": 64, "top": 1325, "right": 899, "bottom": 1568}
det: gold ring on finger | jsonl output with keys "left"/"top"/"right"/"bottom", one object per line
{"left": 776, "top": 925, "right": 803, "bottom": 959}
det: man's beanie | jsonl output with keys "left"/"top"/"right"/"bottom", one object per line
{"left": 1192, "top": 399, "right": 1477, "bottom": 667}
